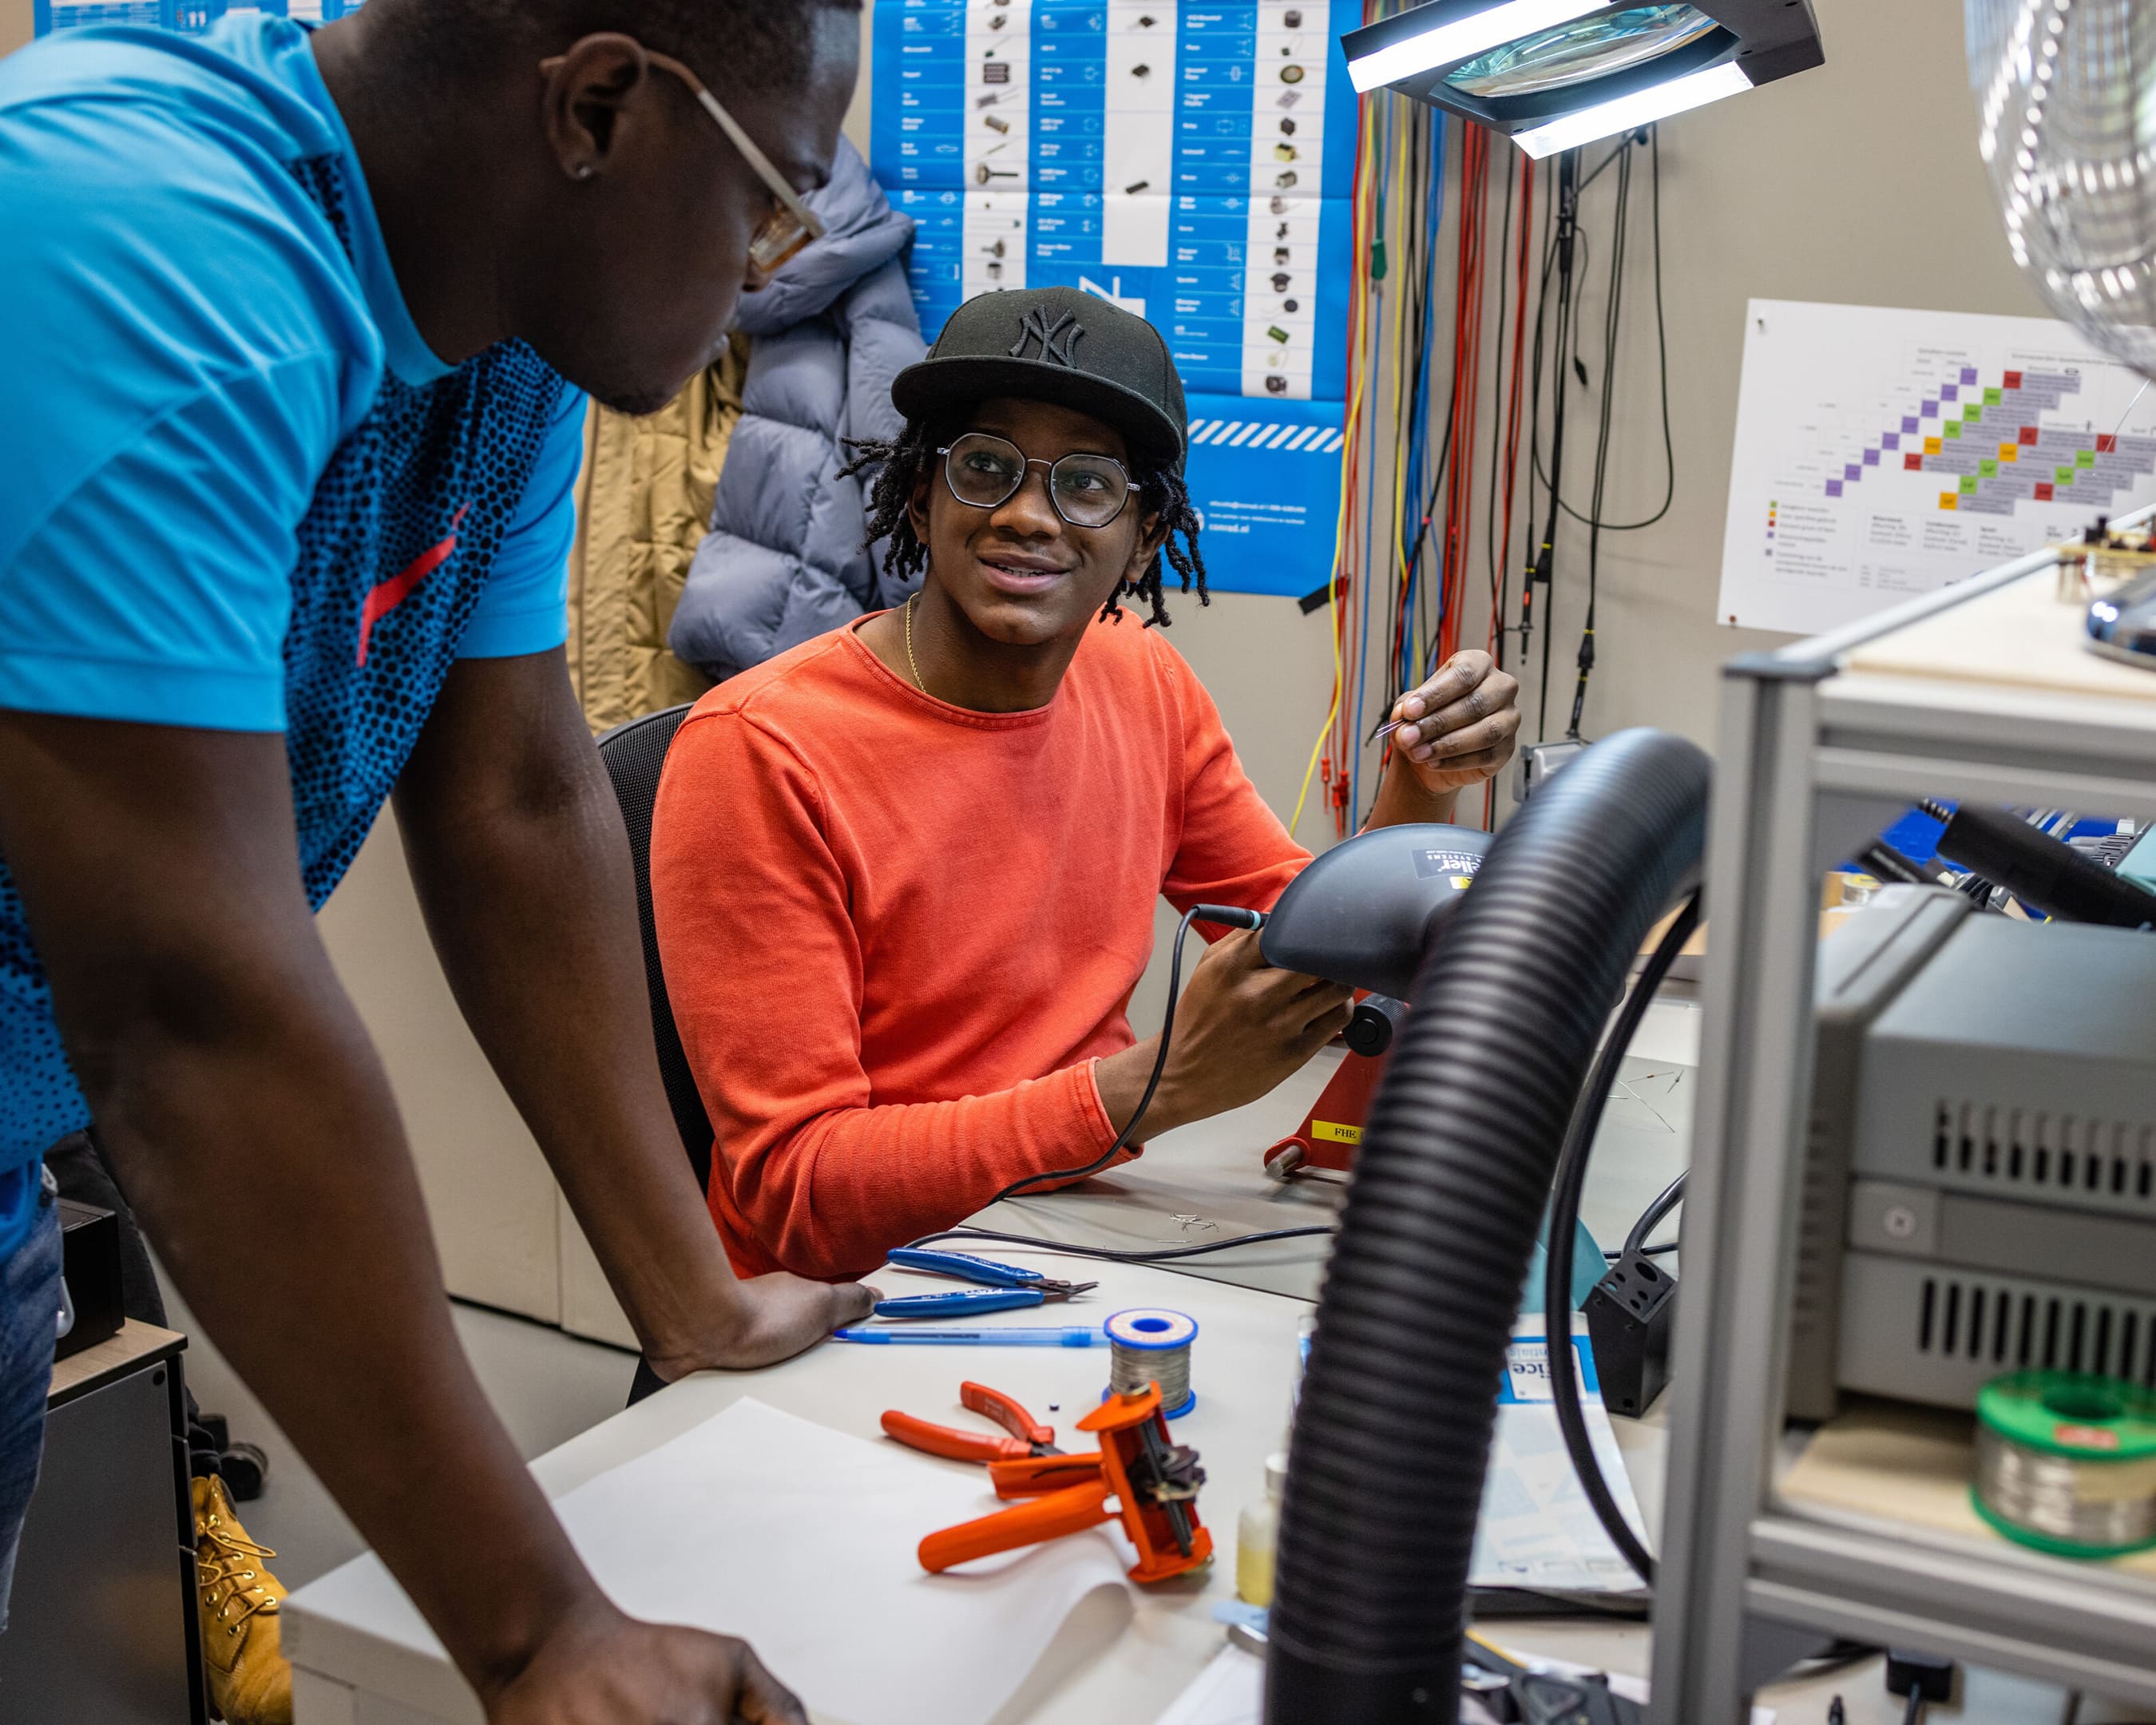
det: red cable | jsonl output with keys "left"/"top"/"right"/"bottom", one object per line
{"left": 1388, "top": 116, "right": 1425, "bottom": 708}
{"left": 1461, "top": 132, "right": 1489, "bottom": 661}
{"left": 1439, "top": 127, "right": 1489, "bottom": 667}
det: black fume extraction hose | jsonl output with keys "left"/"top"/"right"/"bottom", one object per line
{"left": 1264, "top": 728, "right": 1710, "bottom": 1724}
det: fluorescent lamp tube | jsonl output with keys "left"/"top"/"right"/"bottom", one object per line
{"left": 1512, "top": 59, "right": 1752, "bottom": 157}
{"left": 1346, "top": 0, "right": 1609, "bottom": 95}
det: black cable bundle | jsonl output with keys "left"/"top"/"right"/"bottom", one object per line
{"left": 1526, "top": 148, "right": 1580, "bottom": 739}
{"left": 1517, "top": 129, "right": 1677, "bottom": 743}
{"left": 1920, "top": 799, "right": 2156, "bottom": 928}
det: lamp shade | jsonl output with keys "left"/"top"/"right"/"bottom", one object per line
{"left": 1342, "top": 0, "right": 1823, "bottom": 153}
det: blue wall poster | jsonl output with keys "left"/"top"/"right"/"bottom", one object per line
{"left": 870, "top": 0, "right": 1358, "bottom": 597}
{"left": 34, "top": 0, "right": 365, "bottom": 36}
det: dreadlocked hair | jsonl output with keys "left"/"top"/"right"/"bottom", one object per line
{"left": 840, "top": 413, "right": 1209, "bottom": 629}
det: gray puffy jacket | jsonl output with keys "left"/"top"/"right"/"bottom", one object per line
{"left": 667, "top": 140, "right": 925, "bottom": 682}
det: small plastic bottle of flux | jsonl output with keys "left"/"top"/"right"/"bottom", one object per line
{"left": 1236, "top": 1453, "right": 1290, "bottom": 1608}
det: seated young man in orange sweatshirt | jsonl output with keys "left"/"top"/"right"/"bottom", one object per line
{"left": 651, "top": 287, "right": 1521, "bottom": 1282}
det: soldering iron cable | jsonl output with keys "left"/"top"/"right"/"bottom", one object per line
{"left": 903, "top": 1223, "right": 1339, "bottom": 1265}
{"left": 968, "top": 905, "right": 1267, "bottom": 1211}
{"left": 1541, "top": 887, "right": 1702, "bottom": 1587}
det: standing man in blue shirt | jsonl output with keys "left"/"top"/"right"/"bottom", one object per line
{"left": 0, "top": 3, "right": 872, "bottom": 1722}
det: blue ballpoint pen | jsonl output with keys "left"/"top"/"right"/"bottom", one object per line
{"left": 833, "top": 1326, "right": 1103, "bottom": 1346}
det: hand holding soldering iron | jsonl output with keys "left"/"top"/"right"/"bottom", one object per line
{"left": 1093, "top": 930, "right": 1352, "bottom": 1140}
{"left": 1378, "top": 649, "right": 1523, "bottom": 795}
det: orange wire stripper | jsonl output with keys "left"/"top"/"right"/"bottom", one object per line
{"left": 883, "top": 1379, "right": 1212, "bottom": 1584}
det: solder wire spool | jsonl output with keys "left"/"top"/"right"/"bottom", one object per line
{"left": 1973, "top": 1370, "right": 2156, "bottom": 1559}
{"left": 1105, "top": 1308, "right": 1198, "bottom": 1420}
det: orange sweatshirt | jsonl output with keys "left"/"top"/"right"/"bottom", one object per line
{"left": 650, "top": 613, "right": 1309, "bottom": 1281}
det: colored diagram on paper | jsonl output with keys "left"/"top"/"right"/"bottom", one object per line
{"left": 1719, "top": 301, "right": 2156, "bottom": 636}
{"left": 1820, "top": 365, "right": 2155, "bottom": 517}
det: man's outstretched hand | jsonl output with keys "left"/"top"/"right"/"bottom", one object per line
{"left": 489, "top": 1606, "right": 807, "bottom": 1725}
{"left": 646, "top": 1271, "right": 877, "bottom": 1382}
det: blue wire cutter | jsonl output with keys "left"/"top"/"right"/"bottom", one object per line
{"left": 873, "top": 1249, "right": 1099, "bottom": 1319}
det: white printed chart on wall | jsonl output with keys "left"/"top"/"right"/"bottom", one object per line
{"left": 870, "top": 0, "right": 1358, "bottom": 597}
{"left": 1718, "top": 300, "right": 2156, "bottom": 637}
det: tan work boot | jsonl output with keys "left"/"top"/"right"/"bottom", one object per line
{"left": 194, "top": 1475, "right": 293, "bottom": 1724}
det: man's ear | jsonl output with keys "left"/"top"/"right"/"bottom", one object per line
{"left": 539, "top": 34, "right": 654, "bottom": 183}
{"left": 1124, "top": 512, "right": 1169, "bottom": 584}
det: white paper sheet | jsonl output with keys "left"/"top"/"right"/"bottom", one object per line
{"left": 547, "top": 1398, "right": 1131, "bottom": 1725}
{"left": 1155, "top": 1644, "right": 1262, "bottom": 1725}
{"left": 1716, "top": 299, "right": 2156, "bottom": 636}
{"left": 1472, "top": 1314, "right": 1651, "bottom": 1595}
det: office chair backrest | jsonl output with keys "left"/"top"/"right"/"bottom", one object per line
{"left": 594, "top": 704, "right": 715, "bottom": 1194}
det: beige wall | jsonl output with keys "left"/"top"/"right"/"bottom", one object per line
{"left": 1496, "top": 0, "right": 2047, "bottom": 756}
{"left": 1, "top": 0, "right": 30, "bottom": 57}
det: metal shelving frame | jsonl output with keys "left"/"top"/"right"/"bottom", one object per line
{"left": 1649, "top": 508, "right": 2156, "bottom": 1720}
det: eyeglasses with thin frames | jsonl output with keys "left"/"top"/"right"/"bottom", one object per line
{"left": 540, "top": 47, "right": 826, "bottom": 277}
{"left": 938, "top": 431, "right": 1134, "bottom": 530}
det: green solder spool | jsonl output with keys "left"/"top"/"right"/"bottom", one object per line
{"left": 1973, "top": 1370, "right": 2156, "bottom": 1559}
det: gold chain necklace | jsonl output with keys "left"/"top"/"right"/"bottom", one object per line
{"left": 904, "top": 593, "right": 929, "bottom": 697}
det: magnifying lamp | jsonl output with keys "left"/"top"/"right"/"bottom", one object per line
{"left": 1342, "top": 1, "right": 1824, "bottom": 156}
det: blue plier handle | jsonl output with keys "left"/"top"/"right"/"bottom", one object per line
{"left": 874, "top": 1287, "right": 1052, "bottom": 1319}
{"left": 874, "top": 1249, "right": 1097, "bottom": 1320}
{"left": 887, "top": 1249, "right": 1046, "bottom": 1288}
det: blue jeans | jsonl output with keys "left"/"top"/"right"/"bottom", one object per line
{"left": 0, "top": 1187, "right": 61, "bottom": 1628}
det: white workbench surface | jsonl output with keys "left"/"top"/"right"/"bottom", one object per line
{"left": 969, "top": 1001, "right": 1702, "bottom": 1304}
{"left": 287, "top": 1247, "right": 1310, "bottom": 1725}
{"left": 284, "top": 997, "right": 2076, "bottom": 1724}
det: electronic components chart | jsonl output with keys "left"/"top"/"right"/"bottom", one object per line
{"left": 33, "top": 0, "right": 366, "bottom": 30}
{"left": 1718, "top": 300, "right": 2156, "bottom": 636}
{"left": 870, "top": 1, "right": 1358, "bottom": 597}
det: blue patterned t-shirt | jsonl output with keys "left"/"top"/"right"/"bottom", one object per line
{"left": 0, "top": 16, "right": 588, "bottom": 1207}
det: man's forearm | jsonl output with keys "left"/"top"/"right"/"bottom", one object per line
{"left": 93, "top": 976, "right": 600, "bottom": 1703}
{"left": 0, "top": 709, "right": 613, "bottom": 1703}
{"left": 394, "top": 726, "right": 744, "bottom": 1365}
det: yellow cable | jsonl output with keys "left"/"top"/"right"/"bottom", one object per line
{"left": 1383, "top": 101, "right": 1413, "bottom": 712}
{"left": 1290, "top": 75, "right": 1381, "bottom": 840}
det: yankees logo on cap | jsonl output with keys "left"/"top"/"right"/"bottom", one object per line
{"left": 1009, "top": 306, "right": 1086, "bottom": 367}
{"left": 890, "top": 286, "right": 1189, "bottom": 468}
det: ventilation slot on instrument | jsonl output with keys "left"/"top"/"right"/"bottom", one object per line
{"left": 1930, "top": 1100, "right": 2156, "bottom": 1208}
{"left": 1914, "top": 1273, "right": 2156, "bottom": 1385}
{"left": 1790, "top": 1114, "right": 1841, "bottom": 1330}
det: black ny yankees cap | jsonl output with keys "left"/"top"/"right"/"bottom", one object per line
{"left": 890, "top": 286, "right": 1189, "bottom": 470}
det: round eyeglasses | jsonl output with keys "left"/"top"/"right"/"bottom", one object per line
{"left": 938, "top": 432, "right": 1132, "bottom": 529}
